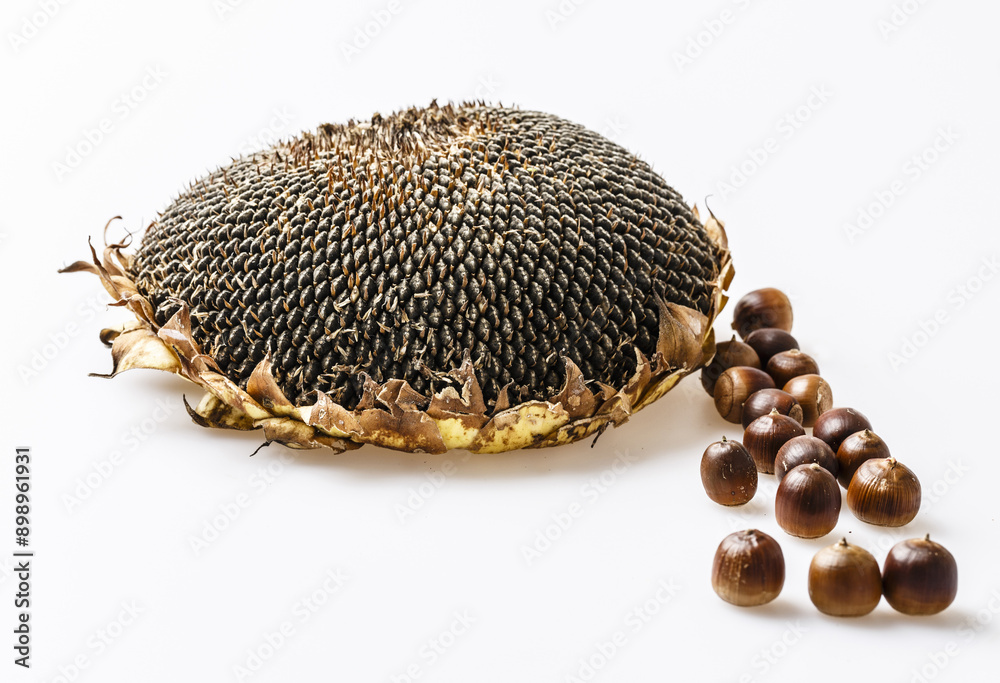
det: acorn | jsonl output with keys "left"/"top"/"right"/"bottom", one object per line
{"left": 882, "top": 535, "right": 957, "bottom": 616}
{"left": 808, "top": 539, "right": 882, "bottom": 617}
{"left": 714, "top": 367, "right": 775, "bottom": 424}
{"left": 743, "top": 409, "right": 805, "bottom": 474}
{"left": 774, "top": 435, "right": 839, "bottom": 482}
{"left": 775, "top": 463, "right": 841, "bottom": 539}
{"left": 700, "top": 437, "right": 758, "bottom": 506}
{"left": 813, "top": 407, "right": 873, "bottom": 454}
{"left": 766, "top": 349, "right": 820, "bottom": 388}
{"left": 782, "top": 374, "right": 833, "bottom": 427}
{"left": 732, "top": 288, "right": 793, "bottom": 338}
{"left": 835, "top": 430, "right": 890, "bottom": 488}
{"left": 701, "top": 336, "right": 761, "bottom": 397}
{"left": 741, "top": 388, "right": 803, "bottom": 429}
{"left": 744, "top": 328, "right": 799, "bottom": 367}
{"left": 711, "top": 529, "right": 785, "bottom": 607}
{"left": 847, "top": 457, "right": 921, "bottom": 527}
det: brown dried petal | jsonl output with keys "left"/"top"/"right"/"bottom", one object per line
{"left": 356, "top": 408, "right": 447, "bottom": 454}
{"left": 185, "top": 394, "right": 256, "bottom": 431}
{"left": 257, "top": 417, "right": 359, "bottom": 453}
{"left": 549, "top": 358, "right": 597, "bottom": 421}
{"left": 247, "top": 356, "right": 297, "bottom": 415}
{"left": 471, "top": 401, "right": 570, "bottom": 453}
{"left": 90, "top": 326, "right": 181, "bottom": 378}
{"left": 654, "top": 297, "right": 710, "bottom": 373}
{"left": 306, "top": 391, "right": 363, "bottom": 438}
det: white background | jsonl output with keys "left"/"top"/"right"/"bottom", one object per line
{"left": 3, "top": 0, "right": 1000, "bottom": 681}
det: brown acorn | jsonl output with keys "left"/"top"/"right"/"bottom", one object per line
{"left": 712, "top": 529, "right": 785, "bottom": 606}
{"left": 808, "top": 539, "right": 882, "bottom": 617}
{"left": 847, "top": 457, "right": 921, "bottom": 527}
{"left": 774, "top": 435, "right": 839, "bottom": 482}
{"left": 782, "top": 374, "right": 833, "bottom": 428}
{"left": 775, "top": 463, "right": 841, "bottom": 539}
{"left": 836, "top": 430, "right": 890, "bottom": 488}
{"left": 813, "top": 407, "right": 873, "bottom": 454}
{"left": 732, "top": 288, "right": 793, "bottom": 338}
{"left": 701, "top": 336, "right": 761, "bottom": 397}
{"left": 741, "top": 388, "right": 803, "bottom": 429}
{"left": 744, "top": 328, "right": 800, "bottom": 367}
{"left": 700, "top": 437, "right": 758, "bottom": 506}
{"left": 766, "top": 349, "right": 820, "bottom": 388}
{"left": 743, "top": 409, "right": 806, "bottom": 474}
{"left": 714, "top": 367, "right": 775, "bottom": 424}
{"left": 882, "top": 535, "right": 958, "bottom": 616}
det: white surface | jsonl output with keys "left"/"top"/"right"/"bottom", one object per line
{"left": 3, "top": 1, "right": 1000, "bottom": 681}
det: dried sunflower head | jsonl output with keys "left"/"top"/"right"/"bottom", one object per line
{"left": 63, "top": 102, "right": 733, "bottom": 453}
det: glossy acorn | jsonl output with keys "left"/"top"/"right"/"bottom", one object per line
{"left": 744, "top": 328, "right": 799, "bottom": 367}
{"left": 741, "top": 388, "right": 803, "bottom": 429}
{"left": 743, "top": 409, "right": 806, "bottom": 474}
{"left": 882, "top": 535, "right": 958, "bottom": 616}
{"left": 715, "top": 367, "right": 776, "bottom": 424}
{"left": 813, "top": 407, "right": 873, "bottom": 454}
{"left": 701, "top": 336, "right": 761, "bottom": 397}
{"left": 808, "top": 539, "right": 882, "bottom": 617}
{"left": 701, "top": 437, "right": 758, "bottom": 506}
{"left": 766, "top": 349, "right": 820, "bottom": 388}
{"left": 712, "top": 529, "right": 785, "bottom": 607}
{"left": 732, "top": 288, "right": 793, "bottom": 339}
{"left": 775, "top": 463, "right": 841, "bottom": 539}
{"left": 847, "top": 457, "right": 921, "bottom": 527}
{"left": 836, "top": 430, "right": 890, "bottom": 488}
{"left": 774, "top": 435, "right": 839, "bottom": 482}
{"left": 782, "top": 374, "right": 833, "bottom": 428}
